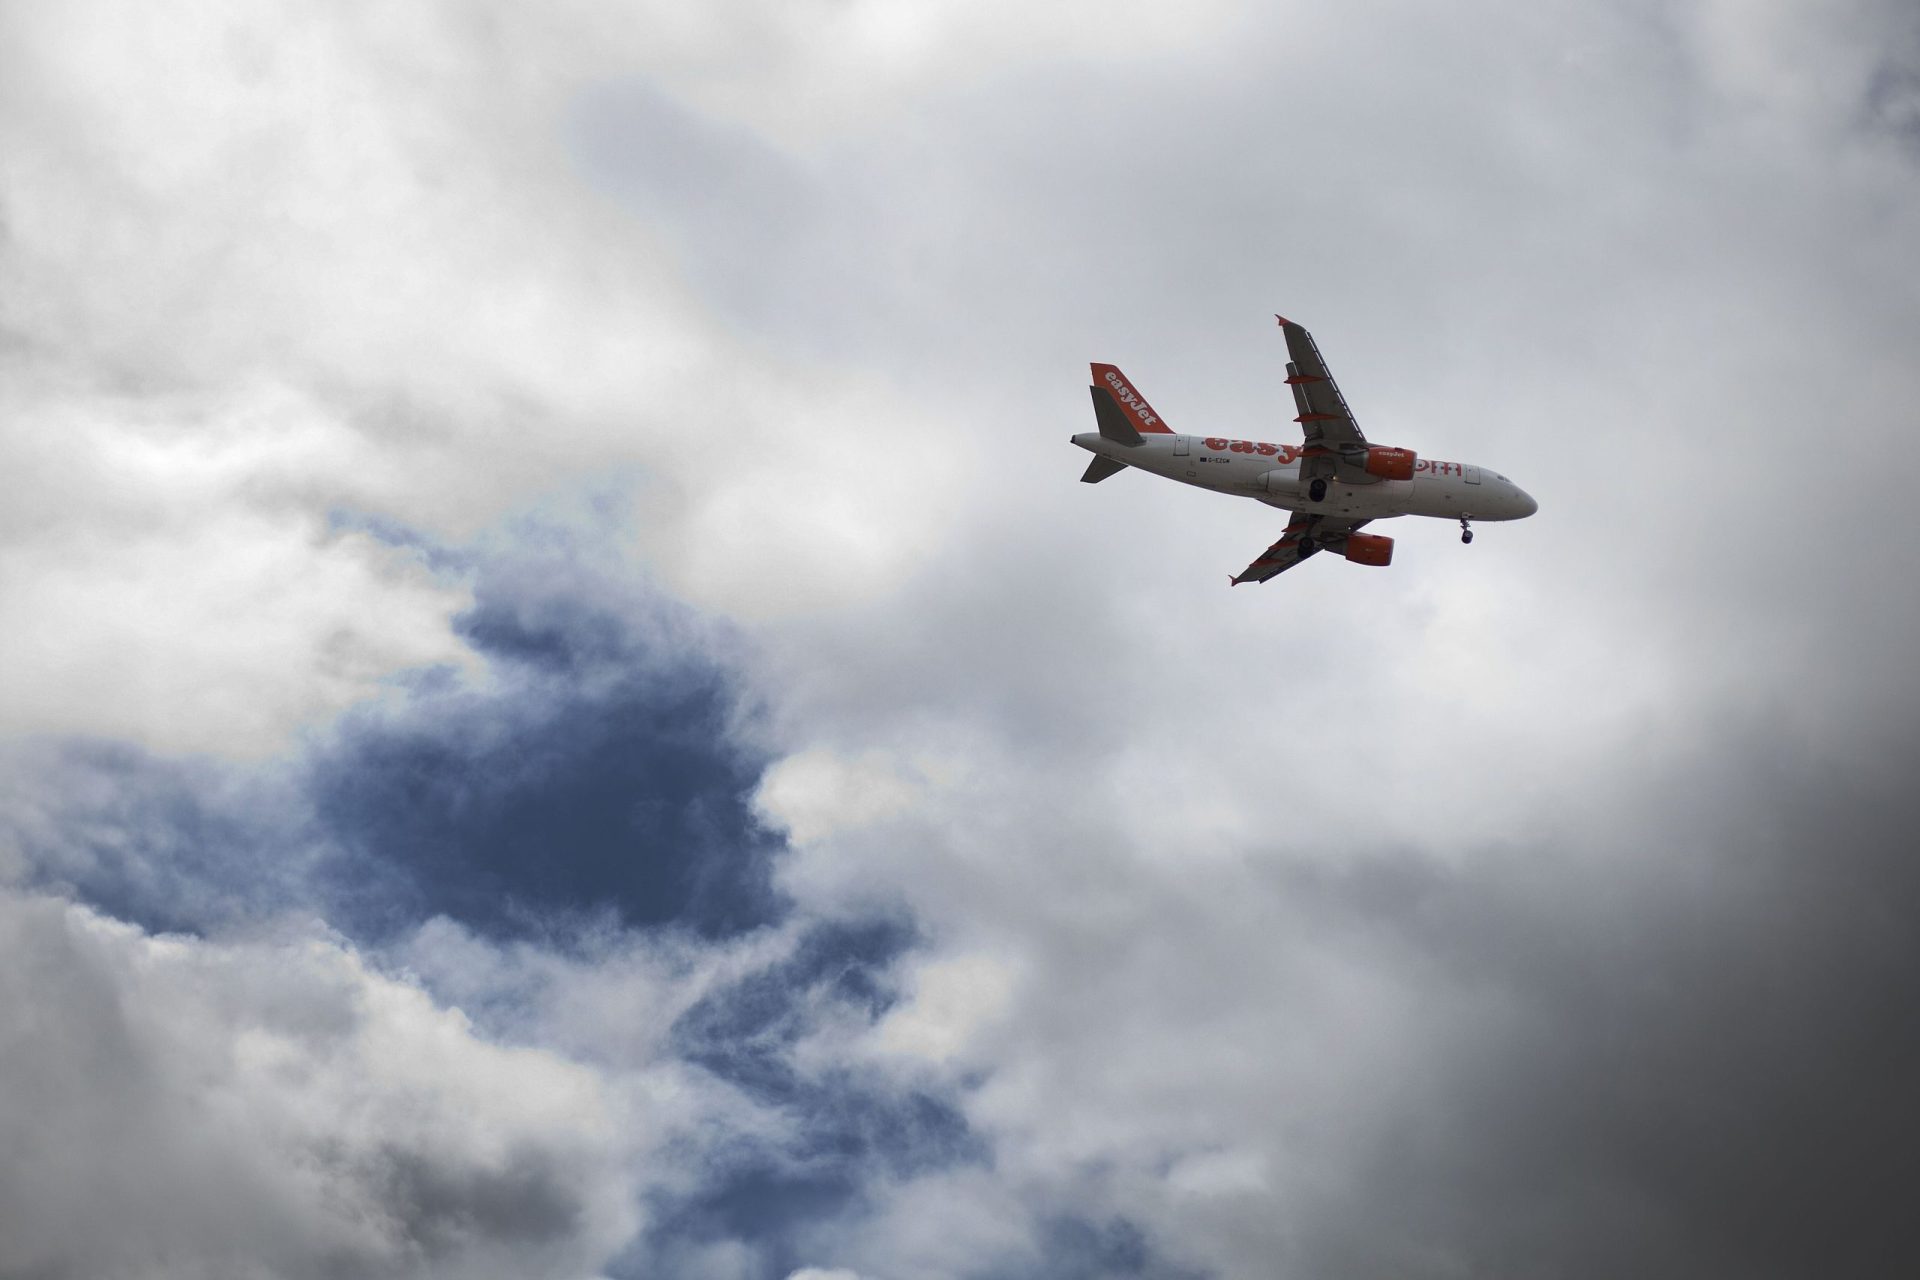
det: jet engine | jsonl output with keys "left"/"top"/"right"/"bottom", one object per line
{"left": 1363, "top": 446, "right": 1417, "bottom": 481}
{"left": 1342, "top": 533, "right": 1394, "bottom": 566}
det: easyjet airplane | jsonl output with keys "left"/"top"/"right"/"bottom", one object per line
{"left": 1074, "top": 316, "right": 1537, "bottom": 584}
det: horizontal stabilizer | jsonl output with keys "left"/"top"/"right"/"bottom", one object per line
{"left": 1089, "top": 385, "right": 1143, "bottom": 446}
{"left": 1080, "top": 455, "right": 1127, "bottom": 484}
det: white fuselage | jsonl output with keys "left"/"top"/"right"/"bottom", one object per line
{"left": 1069, "top": 431, "right": 1538, "bottom": 523}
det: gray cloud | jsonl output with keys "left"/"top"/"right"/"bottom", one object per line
{"left": 1276, "top": 721, "right": 1920, "bottom": 1277}
{"left": 9, "top": 1, "right": 1920, "bottom": 1277}
{"left": 0, "top": 890, "right": 637, "bottom": 1280}
{"left": 770, "top": 713, "right": 1920, "bottom": 1280}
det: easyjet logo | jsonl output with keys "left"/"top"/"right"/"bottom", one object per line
{"left": 1103, "top": 370, "right": 1159, "bottom": 428}
{"left": 1198, "top": 440, "right": 1464, "bottom": 476}
{"left": 1204, "top": 437, "right": 1302, "bottom": 463}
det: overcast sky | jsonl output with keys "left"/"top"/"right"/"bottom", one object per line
{"left": 4, "top": 2, "right": 1920, "bottom": 1278}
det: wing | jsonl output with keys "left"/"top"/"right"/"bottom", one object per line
{"left": 1230, "top": 514, "right": 1368, "bottom": 586}
{"left": 1276, "top": 315, "right": 1367, "bottom": 453}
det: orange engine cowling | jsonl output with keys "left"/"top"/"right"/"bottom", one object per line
{"left": 1364, "top": 446, "right": 1417, "bottom": 481}
{"left": 1342, "top": 533, "right": 1394, "bottom": 567}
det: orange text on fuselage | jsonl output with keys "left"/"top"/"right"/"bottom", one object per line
{"left": 1202, "top": 438, "right": 1465, "bottom": 477}
{"left": 1203, "top": 438, "right": 1302, "bottom": 461}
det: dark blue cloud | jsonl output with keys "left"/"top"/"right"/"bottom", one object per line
{"left": 645, "top": 910, "right": 1198, "bottom": 1280}
{"left": 7, "top": 511, "right": 785, "bottom": 949}
{"left": 626, "top": 916, "right": 987, "bottom": 1278}
{"left": 673, "top": 917, "right": 915, "bottom": 1087}
{"left": 0, "top": 739, "right": 313, "bottom": 936}
{"left": 1020, "top": 1216, "right": 1210, "bottom": 1280}
{"left": 308, "top": 573, "right": 784, "bottom": 944}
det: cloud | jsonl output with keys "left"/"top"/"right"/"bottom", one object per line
{"left": 762, "top": 717, "right": 1920, "bottom": 1280}
{"left": 308, "top": 531, "right": 788, "bottom": 942}
{"left": 0, "top": 529, "right": 1006, "bottom": 1277}
{"left": 0, "top": 520, "right": 784, "bottom": 945}
{"left": 0, "top": 889, "right": 637, "bottom": 1280}
{"left": 9, "top": 0, "right": 1920, "bottom": 1277}
{"left": 707, "top": 5, "right": 1920, "bottom": 1276}
{"left": 0, "top": 379, "right": 477, "bottom": 756}
{"left": 0, "top": 737, "right": 313, "bottom": 934}
{"left": 0, "top": 0, "right": 970, "bottom": 758}
{"left": 1270, "top": 725, "right": 1920, "bottom": 1279}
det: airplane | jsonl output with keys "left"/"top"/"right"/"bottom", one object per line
{"left": 1072, "top": 315, "right": 1537, "bottom": 584}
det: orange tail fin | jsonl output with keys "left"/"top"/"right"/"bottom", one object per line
{"left": 1089, "top": 364, "right": 1173, "bottom": 434}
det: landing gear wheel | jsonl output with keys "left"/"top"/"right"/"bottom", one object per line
{"left": 1299, "top": 537, "right": 1317, "bottom": 556}
{"left": 1308, "top": 478, "right": 1328, "bottom": 503}
{"left": 1459, "top": 516, "right": 1473, "bottom": 545}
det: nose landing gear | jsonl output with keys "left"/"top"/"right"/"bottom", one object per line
{"left": 1460, "top": 516, "right": 1474, "bottom": 545}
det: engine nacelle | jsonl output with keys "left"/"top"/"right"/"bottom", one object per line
{"left": 1342, "top": 532, "right": 1394, "bottom": 567}
{"left": 1258, "top": 468, "right": 1301, "bottom": 498}
{"left": 1364, "top": 446, "right": 1417, "bottom": 481}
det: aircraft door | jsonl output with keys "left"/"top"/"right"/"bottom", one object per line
{"left": 1174, "top": 435, "right": 1190, "bottom": 456}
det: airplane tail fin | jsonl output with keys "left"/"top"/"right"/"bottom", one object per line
{"left": 1089, "top": 364, "right": 1174, "bottom": 436}
{"left": 1089, "top": 385, "right": 1142, "bottom": 446}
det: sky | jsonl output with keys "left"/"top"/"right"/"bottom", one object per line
{"left": 3, "top": 2, "right": 1919, "bottom": 1277}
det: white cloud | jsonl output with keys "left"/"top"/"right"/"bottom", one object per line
{"left": 0, "top": 889, "right": 638, "bottom": 1279}
{"left": 0, "top": 0, "right": 971, "bottom": 755}
{"left": 0, "top": 380, "right": 475, "bottom": 755}
{"left": 871, "top": 949, "right": 1021, "bottom": 1066}
{"left": 585, "top": 0, "right": 1253, "bottom": 147}
{"left": 756, "top": 747, "right": 932, "bottom": 846}
{"left": 810, "top": 1166, "right": 1043, "bottom": 1280}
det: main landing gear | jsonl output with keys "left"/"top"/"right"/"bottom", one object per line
{"left": 1459, "top": 516, "right": 1474, "bottom": 545}
{"left": 1308, "top": 477, "right": 1329, "bottom": 503}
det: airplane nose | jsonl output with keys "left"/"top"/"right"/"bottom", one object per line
{"left": 1516, "top": 489, "right": 1538, "bottom": 518}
